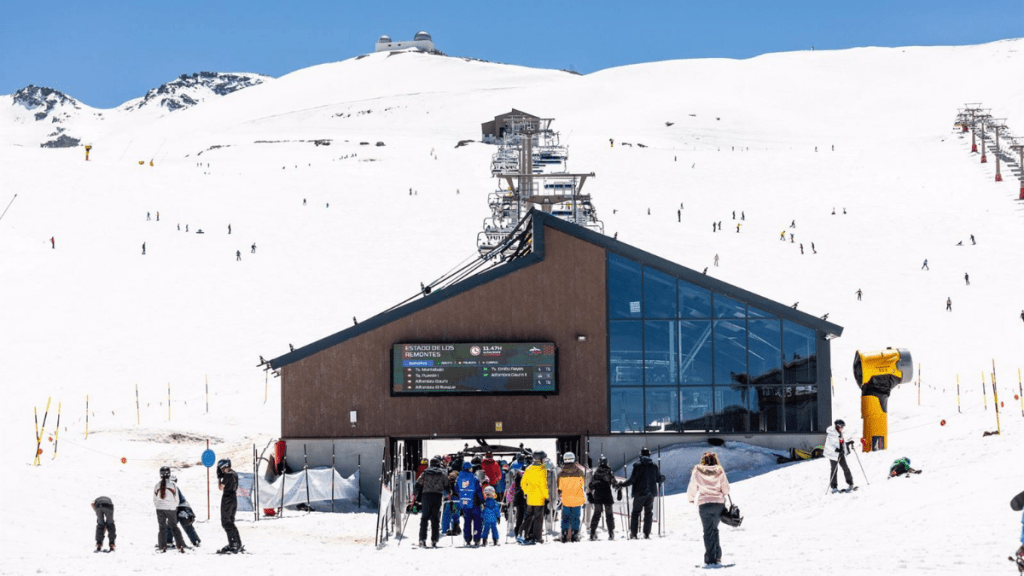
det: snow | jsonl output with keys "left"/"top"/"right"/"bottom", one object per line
{"left": 1, "top": 40, "right": 1023, "bottom": 575}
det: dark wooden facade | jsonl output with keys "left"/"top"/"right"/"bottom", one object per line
{"left": 280, "top": 226, "right": 609, "bottom": 439}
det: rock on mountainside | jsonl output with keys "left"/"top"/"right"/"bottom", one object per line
{"left": 123, "top": 71, "right": 273, "bottom": 113}
{"left": 12, "top": 85, "right": 82, "bottom": 122}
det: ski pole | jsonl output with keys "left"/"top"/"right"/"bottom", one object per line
{"left": 34, "top": 398, "right": 51, "bottom": 466}
{"left": 52, "top": 402, "right": 61, "bottom": 459}
{"left": 848, "top": 440, "right": 870, "bottom": 485}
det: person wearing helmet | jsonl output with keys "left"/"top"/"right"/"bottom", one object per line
{"left": 588, "top": 455, "right": 616, "bottom": 540}
{"left": 154, "top": 466, "right": 186, "bottom": 553}
{"left": 162, "top": 476, "right": 201, "bottom": 548}
{"left": 216, "top": 459, "right": 243, "bottom": 554}
{"left": 557, "top": 452, "right": 586, "bottom": 542}
{"left": 508, "top": 454, "right": 530, "bottom": 538}
{"left": 414, "top": 457, "right": 450, "bottom": 547}
{"left": 520, "top": 451, "right": 549, "bottom": 544}
{"left": 825, "top": 419, "right": 855, "bottom": 493}
{"left": 456, "top": 461, "right": 484, "bottom": 546}
{"left": 617, "top": 447, "right": 665, "bottom": 539}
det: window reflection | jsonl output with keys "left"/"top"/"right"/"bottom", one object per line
{"left": 748, "top": 319, "right": 782, "bottom": 384}
{"left": 750, "top": 386, "right": 785, "bottom": 432}
{"left": 644, "top": 321, "right": 677, "bottom": 384}
{"left": 714, "top": 320, "right": 747, "bottom": 385}
{"left": 610, "top": 321, "right": 642, "bottom": 385}
{"left": 643, "top": 267, "right": 677, "bottom": 318}
{"left": 608, "top": 254, "right": 642, "bottom": 319}
{"left": 679, "top": 281, "right": 711, "bottom": 318}
{"left": 785, "top": 385, "right": 818, "bottom": 431}
{"left": 679, "top": 387, "right": 714, "bottom": 432}
{"left": 714, "top": 294, "right": 746, "bottom": 319}
{"left": 645, "top": 388, "right": 679, "bottom": 432}
{"left": 783, "top": 320, "right": 817, "bottom": 383}
{"left": 678, "top": 321, "right": 712, "bottom": 384}
{"left": 610, "top": 387, "right": 644, "bottom": 433}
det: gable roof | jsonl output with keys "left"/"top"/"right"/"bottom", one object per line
{"left": 268, "top": 210, "right": 843, "bottom": 370}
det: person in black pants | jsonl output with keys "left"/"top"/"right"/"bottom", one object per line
{"left": 92, "top": 496, "right": 116, "bottom": 552}
{"left": 617, "top": 447, "right": 665, "bottom": 539}
{"left": 588, "top": 456, "right": 616, "bottom": 540}
{"left": 512, "top": 455, "right": 530, "bottom": 537}
{"left": 216, "top": 459, "right": 243, "bottom": 553}
{"left": 415, "top": 458, "right": 451, "bottom": 547}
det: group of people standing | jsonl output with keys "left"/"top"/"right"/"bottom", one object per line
{"left": 412, "top": 447, "right": 733, "bottom": 568}
{"left": 92, "top": 458, "right": 243, "bottom": 554}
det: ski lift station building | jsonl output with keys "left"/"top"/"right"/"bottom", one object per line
{"left": 268, "top": 211, "right": 843, "bottom": 501}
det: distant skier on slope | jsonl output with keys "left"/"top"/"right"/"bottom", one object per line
{"left": 946, "top": 297, "right": 952, "bottom": 312}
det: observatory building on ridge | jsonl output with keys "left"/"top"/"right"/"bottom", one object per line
{"left": 375, "top": 31, "right": 435, "bottom": 52}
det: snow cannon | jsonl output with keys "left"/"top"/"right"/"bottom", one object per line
{"left": 853, "top": 348, "right": 913, "bottom": 452}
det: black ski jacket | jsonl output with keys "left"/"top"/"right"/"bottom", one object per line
{"left": 588, "top": 464, "right": 615, "bottom": 505}
{"left": 415, "top": 466, "right": 451, "bottom": 498}
{"left": 619, "top": 456, "right": 664, "bottom": 498}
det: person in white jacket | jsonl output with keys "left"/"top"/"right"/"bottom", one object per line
{"left": 688, "top": 451, "right": 730, "bottom": 567}
{"left": 154, "top": 466, "right": 186, "bottom": 553}
{"left": 825, "top": 419, "right": 855, "bottom": 493}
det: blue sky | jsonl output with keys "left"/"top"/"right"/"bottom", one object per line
{"left": 1, "top": 0, "right": 1020, "bottom": 108}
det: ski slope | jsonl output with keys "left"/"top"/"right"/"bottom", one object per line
{"left": 1, "top": 40, "right": 1022, "bottom": 575}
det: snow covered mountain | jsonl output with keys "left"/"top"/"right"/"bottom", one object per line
{"left": 119, "top": 71, "right": 272, "bottom": 114}
{"left": 0, "top": 40, "right": 1022, "bottom": 575}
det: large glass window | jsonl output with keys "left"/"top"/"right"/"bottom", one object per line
{"left": 608, "top": 254, "right": 642, "bottom": 319}
{"left": 645, "top": 388, "right": 679, "bottom": 432}
{"left": 610, "top": 321, "right": 642, "bottom": 385}
{"left": 644, "top": 321, "right": 677, "bottom": 384}
{"left": 607, "top": 253, "right": 822, "bottom": 434}
{"left": 643, "top": 267, "right": 677, "bottom": 318}
{"left": 679, "top": 387, "right": 714, "bottom": 432}
{"left": 610, "top": 387, "right": 644, "bottom": 433}
{"left": 783, "top": 320, "right": 817, "bottom": 383}
{"left": 678, "top": 321, "right": 712, "bottom": 384}
{"left": 716, "top": 386, "right": 749, "bottom": 433}
{"left": 679, "top": 281, "right": 711, "bottom": 318}
{"left": 714, "top": 319, "right": 747, "bottom": 385}
{"left": 748, "top": 319, "right": 783, "bottom": 384}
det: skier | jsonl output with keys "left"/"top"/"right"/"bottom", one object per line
{"left": 888, "top": 457, "right": 921, "bottom": 478}
{"left": 455, "top": 461, "right": 483, "bottom": 546}
{"left": 520, "top": 451, "right": 549, "bottom": 544}
{"left": 678, "top": 210, "right": 681, "bottom": 222}
{"left": 92, "top": 496, "right": 116, "bottom": 552}
{"left": 251, "top": 243, "right": 256, "bottom": 254}
{"left": 147, "top": 212, "right": 151, "bottom": 221}
{"left": 480, "top": 452, "right": 502, "bottom": 497}
{"left": 414, "top": 457, "right": 450, "bottom": 548}
{"left": 703, "top": 267, "right": 708, "bottom": 274}
{"left": 557, "top": 452, "right": 586, "bottom": 542}
{"left": 185, "top": 224, "right": 188, "bottom": 232}
{"left": 946, "top": 297, "right": 952, "bottom": 312}
{"left": 732, "top": 211, "right": 735, "bottom": 220}
{"left": 480, "top": 486, "right": 501, "bottom": 546}
{"left": 790, "top": 233, "right": 794, "bottom": 243}
{"left": 714, "top": 254, "right": 719, "bottom": 267}
{"left": 800, "top": 243, "right": 804, "bottom": 255}
{"left": 1011, "top": 490, "right": 1024, "bottom": 567}
{"left": 713, "top": 223, "right": 717, "bottom": 233}
{"left": 1020, "top": 310, "right": 1024, "bottom": 323}
{"left": 303, "top": 198, "right": 306, "bottom": 205}
{"left": 236, "top": 250, "right": 241, "bottom": 261}
{"left": 163, "top": 477, "right": 201, "bottom": 547}
{"left": 216, "top": 459, "right": 243, "bottom": 554}
{"left": 780, "top": 231, "right": 786, "bottom": 241}
{"left": 142, "top": 242, "right": 146, "bottom": 255}
{"left": 964, "top": 273, "right": 970, "bottom": 286}
{"left": 228, "top": 224, "right": 231, "bottom": 235}
{"left": 790, "top": 220, "right": 796, "bottom": 228}
{"left": 856, "top": 289, "right": 863, "bottom": 301}
{"left": 921, "top": 259, "right": 929, "bottom": 270}
{"left": 510, "top": 454, "right": 529, "bottom": 538}
{"left": 812, "top": 242, "right": 816, "bottom": 254}
{"left": 156, "top": 211, "right": 160, "bottom": 221}
{"left": 617, "top": 447, "right": 664, "bottom": 540}
{"left": 588, "top": 455, "right": 616, "bottom": 540}
{"left": 741, "top": 211, "right": 745, "bottom": 220}
{"left": 154, "top": 466, "right": 186, "bottom": 553}
{"left": 736, "top": 223, "right": 741, "bottom": 233}
{"left": 832, "top": 208, "right": 836, "bottom": 215}
{"left": 50, "top": 236, "right": 54, "bottom": 249}
{"left": 970, "top": 234, "right": 976, "bottom": 245}
{"left": 687, "top": 451, "right": 730, "bottom": 567}
{"left": 825, "top": 419, "right": 855, "bottom": 493}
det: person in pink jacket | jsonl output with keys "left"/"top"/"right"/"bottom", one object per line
{"left": 687, "top": 451, "right": 730, "bottom": 567}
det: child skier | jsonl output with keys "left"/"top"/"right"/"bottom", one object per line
{"left": 456, "top": 462, "right": 483, "bottom": 546}
{"left": 481, "top": 486, "right": 501, "bottom": 546}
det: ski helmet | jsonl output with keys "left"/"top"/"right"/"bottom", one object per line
{"left": 834, "top": 419, "right": 846, "bottom": 428}
{"left": 524, "top": 455, "right": 534, "bottom": 466}
{"left": 563, "top": 452, "right": 576, "bottom": 463}
{"left": 533, "top": 451, "right": 547, "bottom": 463}
{"left": 217, "top": 458, "right": 231, "bottom": 471}
{"left": 599, "top": 455, "right": 609, "bottom": 466}
{"left": 429, "top": 457, "right": 441, "bottom": 467}
{"left": 640, "top": 447, "right": 651, "bottom": 457}
{"left": 160, "top": 466, "right": 171, "bottom": 479}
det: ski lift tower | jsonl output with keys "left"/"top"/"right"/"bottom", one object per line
{"left": 963, "top": 103, "right": 984, "bottom": 153}
{"left": 1010, "top": 139, "right": 1024, "bottom": 200}
{"left": 987, "top": 119, "right": 1007, "bottom": 181}
{"left": 976, "top": 112, "right": 992, "bottom": 163}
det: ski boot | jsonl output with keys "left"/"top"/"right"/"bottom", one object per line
{"left": 178, "top": 545, "right": 186, "bottom": 554}
{"left": 608, "top": 530, "right": 615, "bottom": 540}
{"left": 560, "top": 530, "right": 569, "bottom": 543}
{"left": 109, "top": 543, "right": 116, "bottom": 552}
{"left": 492, "top": 538, "right": 499, "bottom": 547}
{"left": 480, "top": 539, "right": 487, "bottom": 547}
{"left": 589, "top": 530, "right": 598, "bottom": 541}
{"left": 418, "top": 540, "right": 427, "bottom": 548}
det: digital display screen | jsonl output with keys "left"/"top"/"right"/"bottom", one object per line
{"left": 392, "top": 342, "right": 556, "bottom": 395}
